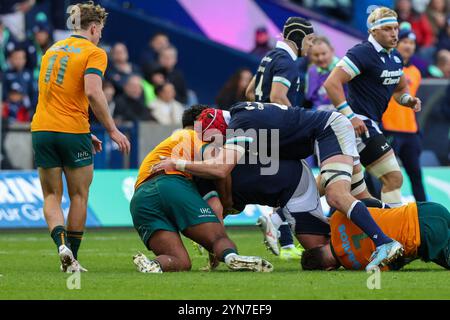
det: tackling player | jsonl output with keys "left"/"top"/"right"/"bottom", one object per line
{"left": 30, "top": 2, "right": 130, "bottom": 272}
{"left": 301, "top": 200, "right": 450, "bottom": 271}
{"left": 154, "top": 102, "right": 403, "bottom": 271}
{"left": 324, "top": 7, "right": 421, "bottom": 207}
{"left": 129, "top": 105, "right": 273, "bottom": 273}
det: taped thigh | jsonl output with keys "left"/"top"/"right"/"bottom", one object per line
{"left": 320, "top": 162, "right": 353, "bottom": 189}
{"left": 350, "top": 169, "right": 367, "bottom": 196}
{"left": 367, "top": 153, "right": 401, "bottom": 179}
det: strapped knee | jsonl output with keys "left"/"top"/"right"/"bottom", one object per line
{"left": 320, "top": 163, "right": 353, "bottom": 190}
{"left": 367, "top": 154, "right": 401, "bottom": 179}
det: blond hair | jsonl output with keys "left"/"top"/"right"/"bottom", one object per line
{"left": 70, "top": 1, "right": 108, "bottom": 31}
{"left": 367, "top": 7, "right": 397, "bottom": 32}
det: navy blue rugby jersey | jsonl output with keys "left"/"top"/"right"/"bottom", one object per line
{"left": 253, "top": 41, "right": 300, "bottom": 107}
{"left": 227, "top": 102, "right": 332, "bottom": 160}
{"left": 339, "top": 36, "right": 404, "bottom": 122}
{"left": 194, "top": 160, "right": 303, "bottom": 212}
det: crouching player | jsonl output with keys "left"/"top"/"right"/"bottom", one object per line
{"left": 301, "top": 200, "right": 450, "bottom": 271}
{"left": 130, "top": 106, "right": 273, "bottom": 273}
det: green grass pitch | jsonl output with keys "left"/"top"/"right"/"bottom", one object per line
{"left": 0, "top": 228, "right": 449, "bottom": 300}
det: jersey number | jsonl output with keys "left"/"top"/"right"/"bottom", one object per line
{"left": 44, "top": 54, "right": 69, "bottom": 85}
{"left": 352, "top": 232, "right": 369, "bottom": 249}
{"left": 255, "top": 75, "right": 264, "bottom": 101}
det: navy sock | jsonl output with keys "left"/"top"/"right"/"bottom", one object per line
{"left": 50, "top": 225, "right": 67, "bottom": 252}
{"left": 348, "top": 201, "right": 391, "bottom": 247}
{"left": 278, "top": 223, "right": 294, "bottom": 247}
{"left": 221, "top": 248, "right": 238, "bottom": 262}
{"left": 67, "top": 231, "right": 84, "bottom": 260}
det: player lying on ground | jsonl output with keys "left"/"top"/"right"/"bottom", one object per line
{"left": 300, "top": 199, "right": 450, "bottom": 271}
{"left": 154, "top": 102, "right": 403, "bottom": 271}
{"left": 129, "top": 105, "right": 273, "bottom": 273}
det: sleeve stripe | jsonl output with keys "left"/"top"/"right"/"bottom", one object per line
{"left": 203, "top": 191, "right": 219, "bottom": 201}
{"left": 225, "top": 136, "right": 253, "bottom": 145}
{"left": 273, "top": 76, "right": 291, "bottom": 88}
{"left": 85, "top": 68, "right": 104, "bottom": 78}
{"left": 342, "top": 57, "right": 360, "bottom": 76}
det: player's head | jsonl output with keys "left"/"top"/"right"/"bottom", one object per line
{"left": 197, "top": 108, "right": 228, "bottom": 142}
{"left": 301, "top": 244, "right": 340, "bottom": 271}
{"left": 283, "top": 17, "right": 315, "bottom": 57}
{"left": 182, "top": 104, "right": 209, "bottom": 128}
{"left": 397, "top": 22, "right": 416, "bottom": 62}
{"left": 309, "top": 36, "right": 334, "bottom": 69}
{"left": 367, "top": 7, "right": 399, "bottom": 49}
{"left": 69, "top": 1, "right": 108, "bottom": 45}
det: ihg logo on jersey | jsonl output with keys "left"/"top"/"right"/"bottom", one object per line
{"left": 75, "top": 151, "right": 91, "bottom": 162}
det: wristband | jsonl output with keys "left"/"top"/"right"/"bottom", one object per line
{"left": 399, "top": 93, "right": 412, "bottom": 106}
{"left": 336, "top": 101, "right": 356, "bottom": 120}
{"left": 175, "top": 159, "right": 187, "bottom": 172}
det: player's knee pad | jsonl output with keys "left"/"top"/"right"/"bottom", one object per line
{"left": 320, "top": 163, "right": 353, "bottom": 190}
{"left": 359, "top": 134, "right": 392, "bottom": 166}
{"left": 350, "top": 169, "right": 367, "bottom": 197}
{"left": 367, "top": 153, "right": 401, "bottom": 179}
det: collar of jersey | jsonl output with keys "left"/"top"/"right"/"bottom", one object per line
{"left": 275, "top": 40, "right": 297, "bottom": 61}
{"left": 70, "top": 34, "right": 88, "bottom": 40}
{"left": 222, "top": 110, "right": 231, "bottom": 125}
{"left": 368, "top": 34, "right": 392, "bottom": 55}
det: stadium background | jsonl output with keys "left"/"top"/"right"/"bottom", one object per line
{"left": 0, "top": 0, "right": 449, "bottom": 229}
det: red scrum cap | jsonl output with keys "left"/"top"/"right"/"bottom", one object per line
{"left": 197, "top": 108, "right": 228, "bottom": 139}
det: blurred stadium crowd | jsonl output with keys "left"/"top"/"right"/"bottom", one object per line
{"left": 0, "top": 0, "right": 449, "bottom": 171}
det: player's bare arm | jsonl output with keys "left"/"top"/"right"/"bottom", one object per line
{"left": 270, "top": 82, "right": 292, "bottom": 106}
{"left": 324, "top": 67, "right": 368, "bottom": 137}
{"left": 393, "top": 74, "right": 421, "bottom": 112}
{"left": 153, "top": 146, "right": 243, "bottom": 179}
{"left": 85, "top": 73, "right": 131, "bottom": 154}
{"left": 245, "top": 76, "right": 256, "bottom": 101}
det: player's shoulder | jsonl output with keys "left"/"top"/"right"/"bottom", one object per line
{"left": 347, "top": 41, "right": 373, "bottom": 56}
{"left": 84, "top": 43, "right": 106, "bottom": 56}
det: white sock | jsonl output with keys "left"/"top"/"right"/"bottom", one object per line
{"left": 271, "top": 213, "right": 283, "bottom": 230}
{"left": 281, "top": 244, "right": 295, "bottom": 249}
{"left": 224, "top": 253, "right": 237, "bottom": 265}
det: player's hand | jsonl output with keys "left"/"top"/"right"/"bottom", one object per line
{"left": 91, "top": 134, "right": 103, "bottom": 154}
{"left": 350, "top": 117, "right": 368, "bottom": 138}
{"left": 407, "top": 97, "right": 422, "bottom": 112}
{"left": 152, "top": 158, "right": 177, "bottom": 173}
{"left": 109, "top": 129, "right": 131, "bottom": 154}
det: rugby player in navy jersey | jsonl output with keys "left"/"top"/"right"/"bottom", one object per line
{"left": 153, "top": 102, "right": 405, "bottom": 271}
{"left": 245, "top": 17, "right": 315, "bottom": 258}
{"left": 245, "top": 16, "right": 315, "bottom": 107}
{"left": 324, "top": 7, "right": 421, "bottom": 208}
{"left": 181, "top": 106, "right": 327, "bottom": 260}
